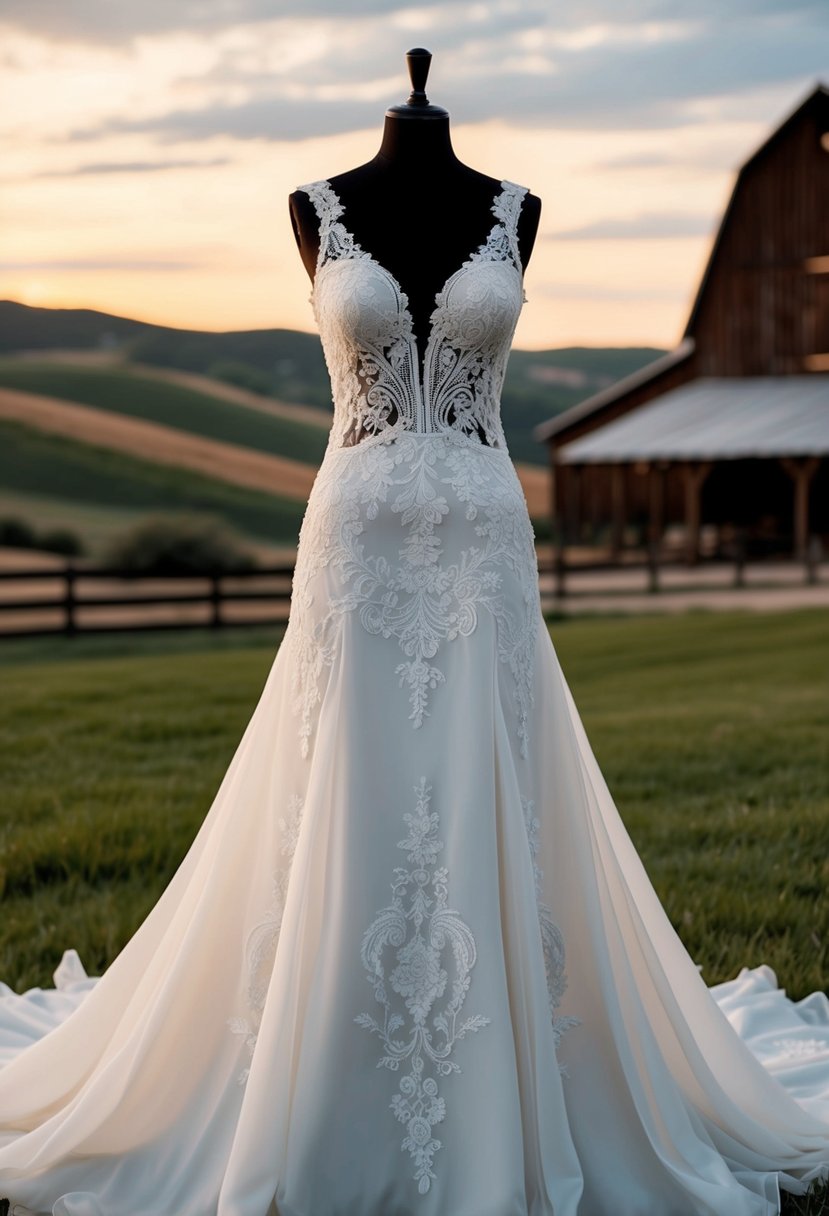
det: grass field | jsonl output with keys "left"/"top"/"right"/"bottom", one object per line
{"left": 0, "top": 610, "right": 827, "bottom": 1209}
{"left": 0, "top": 419, "right": 307, "bottom": 550}
{"left": 2, "top": 607, "right": 826, "bottom": 989}
{"left": 0, "top": 360, "right": 329, "bottom": 467}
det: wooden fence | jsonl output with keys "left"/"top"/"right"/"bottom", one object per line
{"left": 0, "top": 543, "right": 822, "bottom": 639}
{"left": 547, "top": 535, "right": 824, "bottom": 600}
{"left": 0, "top": 563, "right": 294, "bottom": 638}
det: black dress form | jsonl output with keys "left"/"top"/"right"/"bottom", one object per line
{"left": 289, "top": 50, "right": 541, "bottom": 388}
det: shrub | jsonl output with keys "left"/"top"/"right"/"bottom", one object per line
{"left": 0, "top": 517, "right": 85, "bottom": 556}
{"left": 104, "top": 515, "right": 258, "bottom": 575}
{"left": 0, "top": 518, "right": 36, "bottom": 548}
{"left": 38, "top": 529, "right": 85, "bottom": 557}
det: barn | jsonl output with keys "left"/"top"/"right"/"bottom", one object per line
{"left": 534, "top": 83, "right": 829, "bottom": 575}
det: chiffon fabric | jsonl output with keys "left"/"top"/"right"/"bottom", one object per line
{"left": 0, "top": 175, "right": 827, "bottom": 1216}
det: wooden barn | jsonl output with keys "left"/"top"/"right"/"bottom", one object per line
{"left": 534, "top": 82, "right": 829, "bottom": 573}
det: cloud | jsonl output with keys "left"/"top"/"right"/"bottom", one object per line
{"left": 64, "top": 97, "right": 382, "bottom": 144}
{"left": 0, "top": 257, "right": 205, "bottom": 271}
{"left": 28, "top": 156, "right": 232, "bottom": 178}
{"left": 591, "top": 152, "right": 681, "bottom": 170}
{"left": 533, "top": 281, "right": 689, "bottom": 301}
{"left": 0, "top": 0, "right": 442, "bottom": 46}
{"left": 2, "top": 0, "right": 826, "bottom": 48}
{"left": 589, "top": 144, "right": 747, "bottom": 174}
{"left": 52, "top": 10, "right": 828, "bottom": 147}
{"left": 551, "top": 211, "right": 717, "bottom": 239}
{"left": 3, "top": 0, "right": 827, "bottom": 155}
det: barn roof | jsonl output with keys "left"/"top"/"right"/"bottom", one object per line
{"left": 535, "top": 81, "right": 829, "bottom": 448}
{"left": 533, "top": 339, "right": 694, "bottom": 442}
{"left": 682, "top": 82, "right": 829, "bottom": 339}
{"left": 557, "top": 376, "right": 829, "bottom": 463}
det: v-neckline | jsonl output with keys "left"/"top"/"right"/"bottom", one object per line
{"left": 311, "top": 177, "right": 522, "bottom": 370}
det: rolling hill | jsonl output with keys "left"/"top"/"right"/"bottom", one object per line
{"left": 0, "top": 419, "right": 307, "bottom": 549}
{"left": 0, "top": 300, "right": 666, "bottom": 466}
{"left": 0, "top": 299, "right": 666, "bottom": 562}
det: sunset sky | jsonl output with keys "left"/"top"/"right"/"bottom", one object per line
{"left": 1, "top": 1, "right": 826, "bottom": 350}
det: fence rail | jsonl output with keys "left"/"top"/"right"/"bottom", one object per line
{"left": 0, "top": 543, "right": 822, "bottom": 639}
{"left": 0, "top": 563, "right": 295, "bottom": 638}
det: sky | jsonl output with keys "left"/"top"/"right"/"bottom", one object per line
{"left": 0, "top": 0, "right": 827, "bottom": 349}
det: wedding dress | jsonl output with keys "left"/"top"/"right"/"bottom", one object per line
{"left": 1, "top": 176, "right": 828, "bottom": 1216}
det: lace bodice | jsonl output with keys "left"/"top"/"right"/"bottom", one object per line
{"left": 296, "top": 177, "right": 529, "bottom": 451}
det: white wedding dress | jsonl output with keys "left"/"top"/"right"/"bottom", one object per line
{"left": 1, "top": 177, "right": 828, "bottom": 1216}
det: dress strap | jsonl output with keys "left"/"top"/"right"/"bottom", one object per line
{"left": 296, "top": 179, "right": 345, "bottom": 276}
{"left": 493, "top": 180, "right": 530, "bottom": 302}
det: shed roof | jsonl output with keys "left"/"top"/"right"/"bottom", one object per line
{"left": 533, "top": 339, "right": 694, "bottom": 443}
{"left": 557, "top": 376, "right": 829, "bottom": 464}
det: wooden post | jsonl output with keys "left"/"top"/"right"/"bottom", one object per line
{"left": 781, "top": 457, "right": 820, "bottom": 561}
{"left": 556, "top": 463, "right": 581, "bottom": 600}
{"left": 647, "top": 462, "right": 666, "bottom": 592}
{"left": 586, "top": 465, "right": 601, "bottom": 546}
{"left": 548, "top": 452, "right": 558, "bottom": 565}
{"left": 551, "top": 456, "right": 566, "bottom": 598}
{"left": 610, "top": 464, "right": 626, "bottom": 562}
{"left": 807, "top": 537, "right": 821, "bottom": 583}
{"left": 64, "top": 562, "right": 76, "bottom": 636}
{"left": 806, "top": 535, "right": 821, "bottom": 585}
{"left": 733, "top": 527, "right": 746, "bottom": 587}
{"left": 210, "top": 573, "right": 222, "bottom": 628}
{"left": 568, "top": 463, "right": 582, "bottom": 550}
{"left": 682, "top": 461, "right": 712, "bottom": 565}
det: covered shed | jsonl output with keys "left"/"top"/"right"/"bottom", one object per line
{"left": 534, "top": 83, "right": 829, "bottom": 569}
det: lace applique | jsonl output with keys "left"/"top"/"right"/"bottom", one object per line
{"left": 521, "top": 796, "right": 580, "bottom": 1063}
{"left": 284, "top": 431, "right": 539, "bottom": 759}
{"left": 298, "top": 177, "right": 528, "bottom": 451}
{"left": 770, "top": 1038, "right": 827, "bottom": 1059}
{"left": 354, "top": 777, "right": 490, "bottom": 1195}
{"left": 228, "top": 793, "right": 305, "bottom": 1084}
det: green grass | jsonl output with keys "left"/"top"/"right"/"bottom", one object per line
{"left": 0, "top": 419, "right": 306, "bottom": 547}
{"left": 549, "top": 609, "right": 829, "bottom": 1000}
{"left": 0, "top": 359, "right": 329, "bottom": 466}
{"left": 0, "top": 624, "right": 286, "bottom": 668}
{"left": 0, "top": 610, "right": 827, "bottom": 1210}
{"left": 1, "top": 608, "right": 826, "bottom": 992}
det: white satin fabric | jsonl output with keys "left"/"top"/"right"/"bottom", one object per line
{"left": 1, "top": 553, "right": 828, "bottom": 1215}
{"left": 1, "top": 174, "right": 828, "bottom": 1215}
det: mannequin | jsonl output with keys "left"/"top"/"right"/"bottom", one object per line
{"left": 289, "top": 46, "right": 541, "bottom": 388}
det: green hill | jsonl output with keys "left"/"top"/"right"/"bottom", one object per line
{"left": 0, "top": 360, "right": 329, "bottom": 468}
{"left": 0, "top": 301, "right": 665, "bottom": 466}
{"left": 0, "top": 420, "right": 306, "bottom": 551}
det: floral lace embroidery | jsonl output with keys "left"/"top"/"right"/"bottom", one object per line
{"left": 521, "top": 796, "right": 580, "bottom": 1063}
{"left": 770, "top": 1037, "right": 827, "bottom": 1059}
{"left": 297, "top": 177, "right": 528, "bottom": 451}
{"left": 354, "top": 777, "right": 490, "bottom": 1195}
{"left": 228, "top": 793, "right": 305, "bottom": 1084}
{"left": 283, "top": 431, "right": 539, "bottom": 759}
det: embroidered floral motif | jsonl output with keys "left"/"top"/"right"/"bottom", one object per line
{"left": 285, "top": 174, "right": 538, "bottom": 761}
{"left": 298, "top": 177, "right": 528, "bottom": 452}
{"left": 283, "top": 431, "right": 539, "bottom": 758}
{"left": 228, "top": 793, "right": 305, "bottom": 1084}
{"left": 770, "top": 1037, "right": 827, "bottom": 1059}
{"left": 521, "top": 796, "right": 580, "bottom": 1062}
{"left": 354, "top": 777, "right": 490, "bottom": 1194}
